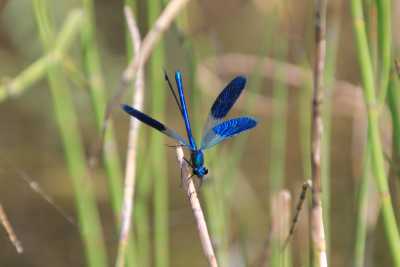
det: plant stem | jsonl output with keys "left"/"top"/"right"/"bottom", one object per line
{"left": 176, "top": 147, "right": 218, "bottom": 267}
{"left": 147, "top": 1, "right": 169, "bottom": 267}
{"left": 310, "top": 0, "right": 328, "bottom": 266}
{"left": 81, "top": 0, "right": 124, "bottom": 218}
{"left": 32, "top": 5, "right": 108, "bottom": 267}
{"left": 351, "top": 0, "right": 400, "bottom": 265}
{"left": 388, "top": 76, "right": 400, "bottom": 180}
{"left": 115, "top": 6, "right": 145, "bottom": 267}
{"left": 354, "top": 143, "right": 371, "bottom": 267}
{"left": 376, "top": 0, "right": 392, "bottom": 104}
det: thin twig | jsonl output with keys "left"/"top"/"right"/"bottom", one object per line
{"left": 283, "top": 180, "right": 312, "bottom": 248}
{"left": 0, "top": 204, "right": 23, "bottom": 253}
{"left": 92, "top": 0, "right": 192, "bottom": 166}
{"left": 115, "top": 6, "right": 144, "bottom": 267}
{"left": 310, "top": 0, "right": 328, "bottom": 266}
{"left": 175, "top": 147, "right": 218, "bottom": 267}
{"left": 17, "top": 170, "right": 76, "bottom": 226}
{"left": 0, "top": 162, "right": 76, "bottom": 226}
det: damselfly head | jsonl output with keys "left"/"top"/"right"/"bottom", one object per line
{"left": 195, "top": 166, "right": 208, "bottom": 178}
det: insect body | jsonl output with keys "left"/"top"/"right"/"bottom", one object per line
{"left": 122, "top": 71, "right": 257, "bottom": 180}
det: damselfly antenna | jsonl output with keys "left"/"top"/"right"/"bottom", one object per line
{"left": 164, "top": 70, "right": 183, "bottom": 115}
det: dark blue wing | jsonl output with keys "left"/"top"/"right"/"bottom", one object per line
{"left": 201, "top": 116, "right": 257, "bottom": 150}
{"left": 202, "top": 76, "right": 246, "bottom": 134}
{"left": 122, "top": 104, "right": 188, "bottom": 147}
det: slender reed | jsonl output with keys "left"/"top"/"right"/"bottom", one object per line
{"left": 115, "top": 6, "right": 144, "bottom": 267}
{"left": 310, "top": 0, "right": 328, "bottom": 266}
{"left": 123, "top": 6, "right": 150, "bottom": 265}
{"left": 0, "top": 204, "right": 23, "bottom": 253}
{"left": 364, "top": 0, "right": 377, "bottom": 73}
{"left": 175, "top": 147, "right": 218, "bottom": 267}
{"left": 81, "top": 0, "right": 124, "bottom": 217}
{"left": 388, "top": 75, "right": 400, "bottom": 180}
{"left": 351, "top": 0, "right": 400, "bottom": 265}
{"left": 269, "top": 43, "right": 288, "bottom": 194}
{"left": 134, "top": 151, "right": 153, "bottom": 267}
{"left": 321, "top": 0, "right": 342, "bottom": 251}
{"left": 146, "top": 1, "right": 169, "bottom": 266}
{"left": 376, "top": 0, "right": 392, "bottom": 103}
{"left": 353, "top": 144, "right": 371, "bottom": 267}
{"left": 296, "top": 56, "right": 312, "bottom": 265}
{"left": 32, "top": 5, "right": 107, "bottom": 267}
{"left": 16, "top": 169, "right": 76, "bottom": 226}
{"left": 269, "top": 41, "right": 290, "bottom": 267}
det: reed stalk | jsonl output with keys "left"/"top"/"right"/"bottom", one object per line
{"left": 353, "top": 143, "right": 371, "bottom": 267}
{"left": 0, "top": 204, "right": 23, "bottom": 253}
{"left": 310, "top": 0, "right": 328, "bottom": 266}
{"left": 269, "top": 45, "right": 288, "bottom": 195}
{"left": 320, "top": 1, "right": 342, "bottom": 253}
{"left": 115, "top": 6, "right": 145, "bottom": 267}
{"left": 269, "top": 47, "right": 290, "bottom": 267}
{"left": 131, "top": 138, "right": 153, "bottom": 267}
{"left": 32, "top": 4, "right": 107, "bottom": 267}
{"left": 351, "top": 0, "right": 400, "bottom": 265}
{"left": 376, "top": 0, "right": 392, "bottom": 104}
{"left": 176, "top": 147, "right": 218, "bottom": 267}
{"left": 388, "top": 75, "right": 400, "bottom": 178}
{"left": 81, "top": 0, "right": 124, "bottom": 217}
{"left": 201, "top": 150, "right": 229, "bottom": 266}
{"left": 147, "top": 1, "right": 169, "bottom": 267}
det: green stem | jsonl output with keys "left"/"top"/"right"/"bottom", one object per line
{"left": 321, "top": 5, "right": 342, "bottom": 254}
{"left": 81, "top": 0, "right": 124, "bottom": 216}
{"left": 351, "top": 0, "right": 400, "bottom": 265}
{"left": 147, "top": 1, "right": 169, "bottom": 266}
{"left": 376, "top": 0, "right": 392, "bottom": 104}
{"left": 388, "top": 76, "right": 400, "bottom": 175}
{"left": 269, "top": 44, "right": 289, "bottom": 267}
{"left": 32, "top": 4, "right": 108, "bottom": 267}
{"left": 354, "top": 142, "right": 371, "bottom": 267}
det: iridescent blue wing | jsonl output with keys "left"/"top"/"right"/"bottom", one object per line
{"left": 202, "top": 76, "right": 246, "bottom": 134}
{"left": 122, "top": 104, "right": 188, "bottom": 147}
{"left": 201, "top": 116, "right": 258, "bottom": 150}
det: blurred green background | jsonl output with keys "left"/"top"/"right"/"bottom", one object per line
{"left": 0, "top": 0, "right": 399, "bottom": 266}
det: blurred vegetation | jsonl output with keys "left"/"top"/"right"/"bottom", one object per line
{"left": 0, "top": 0, "right": 399, "bottom": 266}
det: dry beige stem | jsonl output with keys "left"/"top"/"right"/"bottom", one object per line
{"left": 0, "top": 204, "right": 23, "bottom": 253}
{"left": 115, "top": 6, "right": 144, "bottom": 267}
{"left": 175, "top": 147, "right": 218, "bottom": 267}
{"left": 310, "top": 0, "right": 328, "bottom": 266}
